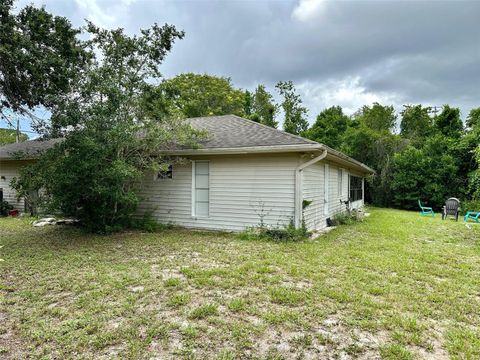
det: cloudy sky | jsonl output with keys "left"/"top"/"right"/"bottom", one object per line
{"left": 10, "top": 0, "right": 480, "bottom": 134}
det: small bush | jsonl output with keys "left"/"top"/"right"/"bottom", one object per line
{"left": 239, "top": 223, "right": 309, "bottom": 242}
{"left": 0, "top": 201, "right": 13, "bottom": 216}
{"left": 333, "top": 210, "right": 364, "bottom": 226}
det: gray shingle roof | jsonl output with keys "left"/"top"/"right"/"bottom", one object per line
{"left": 0, "top": 116, "right": 373, "bottom": 173}
{"left": 187, "top": 115, "right": 317, "bottom": 148}
{"left": 0, "top": 138, "right": 63, "bottom": 160}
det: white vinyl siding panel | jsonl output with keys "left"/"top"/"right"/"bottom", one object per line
{"left": 302, "top": 161, "right": 352, "bottom": 231}
{"left": 0, "top": 160, "right": 30, "bottom": 211}
{"left": 302, "top": 163, "right": 325, "bottom": 231}
{"left": 136, "top": 153, "right": 299, "bottom": 231}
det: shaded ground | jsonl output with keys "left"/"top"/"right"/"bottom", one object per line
{"left": 1, "top": 208, "right": 480, "bottom": 359}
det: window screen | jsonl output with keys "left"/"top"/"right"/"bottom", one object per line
{"left": 349, "top": 175, "right": 363, "bottom": 202}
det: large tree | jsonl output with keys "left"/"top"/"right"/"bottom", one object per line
{"left": 435, "top": 105, "right": 464, "bottom": 138}
{"left": 13, "top": 20, "right": 201, "bottom": 232}
{"left": 466, "top": 107, "right": 480, "bottom": 130}
{"left": 154, "top": 73, "right": 246, "bottom": 118}
{"left": 400, "top": 104, "right": 433, "bottom": 144}
{"left": 249, "top": 85, "right": 278, "bottom": 128}
{"left": 304, "top": 106, "right": 351, "bottom": 149}
{"left": 276, "top": 81, "right": 308, "bottom": 135}
{"left": 391, "top": 135, "right": 459, "bottom": 209}
{"left": 0, "top": 0, "right": 89, "bottom": 129}
{"left": 355, "top": 102, "right": 397, "bottom": 133}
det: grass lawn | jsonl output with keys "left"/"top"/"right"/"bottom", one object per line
{"left": 1, "top": 208, "right": 480, "bottom": 359}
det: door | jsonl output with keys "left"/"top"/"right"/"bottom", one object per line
{"left": 324, "top": 164, "right": 329, "bottom": 215}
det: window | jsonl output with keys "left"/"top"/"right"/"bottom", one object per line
{"left": 349, "top": 175, "right": 363, "bottom": 202}
{"left": 193, "top": 161, "right": 209, "bottom": 217}
{"left": 0, "top": 188, "right": 3, "bottom": 202}
{"left": 337, "top": 169, "right": 343, "bottom": 197}
{"left": 157, "top": 164, "right": 173, "bottom": 180}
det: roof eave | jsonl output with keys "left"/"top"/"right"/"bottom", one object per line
{"left": 162, "top": 144, "right": 324, "bottom": 155}
{"left": 323, "top": 146, "right": 375, "bottom": 174}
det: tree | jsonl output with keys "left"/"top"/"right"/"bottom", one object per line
{"left": 244, "top": 90, "right": 253, "bottom": 117}
{"left": 468, "top": 144, "right": 480, "bottom": 200}
{"left": 250, "top": 85, "right": 278, "bottom": 128}
{"left": 0, "top": 0, "right": 89, "bottom": 129}
{"left": 391, "top": 135, "right": 459, "bottom": 209}
{"left": 13, "top": 21, "right": 201, "bottom": 233}
{"left": 355, "top": 102, "right": 397, "bottom": 133}
{"left": 155, "top": 73, "right": 246, "bottom": 118}
{"left": 304, "top": 106, "right": 351, "bottom": 149}
{"left": 435, "top": 105, "right": 464, "bottom": 138}
{"left": 275, "top": 81, "right": 308, "bottom": 135}
{"left": 342, "top": 123, "right": 406, "bottom": 206}
{"left": 400, "top": 105, "right": 433, "bottom": 143}
{"left": 0, "top": 128, "right": 28, "bottom": 145}
{"left": 466, "top": 107, "right": 480, "bottom": 130}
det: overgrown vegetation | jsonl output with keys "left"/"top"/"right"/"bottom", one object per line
{"left": 239, "top": 222, "right": 309, "bottom": 242}
{"left": 1, "top": 208, "right": 479, "bottom": 358}
{"left": 333, "top": 210, "right": 362, "bottom": 225}
{"left": 0, "top": 200, "right": 13, "bottom": 216}
{"left": 2, "top": 0, "right": 479, "bottom": 232}
{"left": 6, "top": 5, "right": 202, "bottom": 232}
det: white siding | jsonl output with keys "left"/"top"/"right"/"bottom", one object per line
{"left": 302, "top": 163, "right": 325, "bottom": 231}
{"left": 302, "top": 161, "right": 351, "bottom": 231}
{"left": 136, "top": 153, "right": 299, "bottom": 232}
{"left": 0, "top": 160, "right": 28, "bottom": 210}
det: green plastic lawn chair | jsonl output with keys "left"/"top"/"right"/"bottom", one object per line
{"left": 464, "top": 211, "right": 480, "bottom": 223}
{"left": 418, "top": 200, "right": 434, "bottom": 217}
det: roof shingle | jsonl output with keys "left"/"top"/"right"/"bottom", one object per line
{"left": 187, "top": 115, "right": 317, "bottom": 148}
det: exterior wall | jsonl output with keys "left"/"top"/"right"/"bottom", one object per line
{"left": 301, "top": 162, "right": 325, "bottom": 231}
{"left": 136, "top": 153, "right": 300, "bottom": 232}
{"left": 0, "top": 160, "right": 29, "bottom": 210}
{"left": 302, "top": 161, "right": 352, "bottom": 231}
{"left": 349, "top": 170, "right": 365, "bottom": 210}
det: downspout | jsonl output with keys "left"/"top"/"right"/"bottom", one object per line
{"left": 294, "top": 149, "right": 328, "bottom": 229}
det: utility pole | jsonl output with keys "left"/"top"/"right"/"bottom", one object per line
{"left": 16, "top": 118, "right": 20, "bottom": 143}
{"left": 430, "top": 106, "right": 441, "bottom": 119}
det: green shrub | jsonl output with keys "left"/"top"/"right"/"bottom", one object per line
{"left": 239, "top": 222, "right": 309, "bottom": 242}
{"left": 463, "top": 199, "right": 480, "bottom": 214}
{"left": 333, "top": 212, "right": 357, "bottom": 225}
{"left": 0, "top": 201, "right": 13, "bottom": 216}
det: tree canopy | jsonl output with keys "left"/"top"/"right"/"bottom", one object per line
{"left": 276, "top": 81, "right": 309, "bottom": 135}
{"left": 0, "top": 128, "right": 28, "bottom": 145}
{"left": 304, "top": 106, "right": 351, "bottom": 149}
{"left": 155, "top": 73, "right": 246, "bottom": 119}
{"left": 248, "top": 85, "right": 278, "bottom": 128}
{"left": 11, "top": 8, "right": 201, "bottom": 232}
{"left": 0, "top": 0, "right": 89, "bottom": 128}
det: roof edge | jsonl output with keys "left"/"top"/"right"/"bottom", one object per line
{"left": 162, "top": 143, "right": 323, "bottom": 155}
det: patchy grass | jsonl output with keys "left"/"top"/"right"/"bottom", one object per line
{"left": 1, "top": 208, "right": 480, "bottom": 358}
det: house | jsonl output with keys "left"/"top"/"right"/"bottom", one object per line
{"left": 0, "top": 115, "right": 373, "bottom": 231}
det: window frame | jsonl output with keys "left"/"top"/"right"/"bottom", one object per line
{"left": 349, "top": 175, "right": 363, "bottom": 202}
{"left": 192, "top": 160, "right": 210, "bottom": 218}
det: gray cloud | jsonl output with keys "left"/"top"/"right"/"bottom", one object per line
{"left": 15, "top": 0, "right": 480, "bottom": 121}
